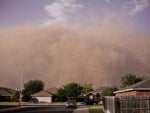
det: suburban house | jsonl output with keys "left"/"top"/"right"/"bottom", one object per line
{"left": 0, "top": 87, "right": 14, "bottom": 101}
{"left": 114, "top": 78, "right": 150, "bottom": 96}
{"left": 31, "top": 87, "right": 58, "bottom": 103}
{"left": 79, "top": 87, "right": 105, "bottom": 104}
{"left": 82, "top": 92, "right": 100, "bottom": 104}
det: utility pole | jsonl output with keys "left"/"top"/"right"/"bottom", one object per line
{"left": 19, "top": 74, "right": 23, "bottom": 107}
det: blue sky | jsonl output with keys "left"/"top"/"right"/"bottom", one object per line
{"left": 0, "top": 0, "right": 150, "bottom": 32}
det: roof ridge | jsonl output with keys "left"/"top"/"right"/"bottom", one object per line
{"left": 114, "top": 78, "right": 150, "bottom": 94}
{"left": 128, "top": 78, "right": 150, "bottom": 89}
{"left": 45, "top": 90, "right": 53, "bottom": 94}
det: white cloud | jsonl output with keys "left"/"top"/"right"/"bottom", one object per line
{"left": 128, "top": 0, "right": 149, "bottom": 16}
{"left": 43, "top": 0, "right": 83, "bottom": 25}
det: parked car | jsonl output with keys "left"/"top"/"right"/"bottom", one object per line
{"left": 66, "top": 100, "right": 77, "bottom": 108}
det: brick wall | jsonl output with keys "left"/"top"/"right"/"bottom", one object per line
{"left": 136, "top": 91, "right": 150, "bottom": 96}
{"left": 115, "top": 90, "right": 150, "bottom": 96}
{"left": 115, "top": 91, "right": 137, "bottom": 96}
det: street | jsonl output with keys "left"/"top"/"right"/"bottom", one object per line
{"left": 0, "top": 105, "right": 88, "bottom": 113}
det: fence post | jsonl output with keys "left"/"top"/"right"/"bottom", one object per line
{"left": 148, "top": 96, "right": 150, "bottom": 113}
{"left": 115, "top": 97, "right": 120, "bottom": 113}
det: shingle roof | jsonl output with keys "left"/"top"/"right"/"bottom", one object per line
{"left": 0, "top": 87, "right": 14, "bottom": 93}
{"left": 32, "top": 90, "right": 53, "bottom": 97}
{"left": 31, "top": 87, "right": 58, "bottom": 97}
{"left": 114, "top": 78, "right": 150, "bottom": 94}
{"left": 0, "top": 89, "right": 12, "bottom": 96}
{"left": 83, "top": 92, "right": 97, "bottom": 96}
{"left": 46, "top": 87, "right": 58, "bottom": 95}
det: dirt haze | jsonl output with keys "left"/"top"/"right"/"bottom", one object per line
{"left": 0, "top": 23, "right": 150, "bottom": 89}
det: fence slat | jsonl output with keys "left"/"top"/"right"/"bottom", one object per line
{"left": 104, "top": 96, "right": 150, "bottom": 113}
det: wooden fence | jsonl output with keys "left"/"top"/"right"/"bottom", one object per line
{"left": 104, "top": 96, "right": 150, "bottom": 113}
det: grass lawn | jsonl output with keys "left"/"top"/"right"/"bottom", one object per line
{"left": 88, "top": 105, "right": 104, "bottom": 113}
{"left": 48, "top": 102, "right": 65, "bottom": 105}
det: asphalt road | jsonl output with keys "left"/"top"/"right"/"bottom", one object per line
{"left": 0, "top": 105, "right": 75, "bottom": 113}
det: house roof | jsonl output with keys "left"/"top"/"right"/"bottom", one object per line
{"left": 32, "top": 90, "right": 53, "bottom": 97}
{"left": 83, "top": 92, "right": 98, "bottom": 96}
{"left": 0, "top": 88, "right": 12, "bottom": 96}
{"left": 79, "top": 87, "right": 104, "bottom": 97}
{"left": 31, "top": 87, "right": 58, "bottom": 97}
{"left": 114, "top": 78, "right": 150, "bottom": 94}
{"left": 46, "top": 87, "right": 58, "bottom": 95}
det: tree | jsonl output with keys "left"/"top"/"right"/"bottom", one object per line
{"left": 101, "top": 87, "right": 118, "bottom": 97}
{"left": 56, "top": 82, "right": 83, "bottom": 101}
{"left": 82, "top": 83, "right": 93, "bottom": 94}
{"left": 120, "top": 73, "right": 145, "bottom": 88}
{"left": 22, "top": 80, "right": 44, "bottom": 101}
{"left": 56, "top": 87, "right": 67, "bottom": 101}
{"left": 12, "top": 90, "right": 20, "bottom": 102}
